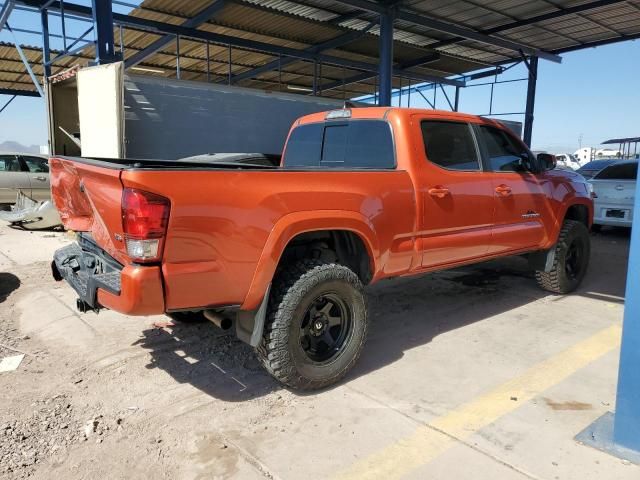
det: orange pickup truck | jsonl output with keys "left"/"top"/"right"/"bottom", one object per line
{"left": 50, "top": 107, "right": 594, "bottom": 390}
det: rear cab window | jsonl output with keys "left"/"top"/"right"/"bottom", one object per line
{"left": 593, "top": 162, "right": 638, "bottom": 180}
{"left": 283, "top": 120, "right": 395, "bottom": 169}
{"left": 421, "top": 120, "right": 480, "bottom": 171}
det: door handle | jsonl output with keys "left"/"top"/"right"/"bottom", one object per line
{"left": 428, "top": 187, "right": 450, "bottom": 199}
{"left": 495, "top": 185, "right": 512, "bottom": 196}
{"left": 35, "top": 176, "right": 47, "bottom": 181}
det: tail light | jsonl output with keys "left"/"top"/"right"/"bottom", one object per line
{"left": 121, "top": 188, "right": 170, "bottom": 262}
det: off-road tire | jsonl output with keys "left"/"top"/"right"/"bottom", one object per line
{"left": 257, "top": 260, "right": 367, "bottom": 390}
{"left": 535, "top": 219, "right": 590, "bottom": 294}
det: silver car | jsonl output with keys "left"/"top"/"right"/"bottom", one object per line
{"left": 0, "top": 153, "right": 50, "bottom": 205}
{"left": 589, "top": 160, "right": 637, "bottom": 228}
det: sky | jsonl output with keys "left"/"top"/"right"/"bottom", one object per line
{"left": 0, "top": 3, "right": 638, "bottom": 153}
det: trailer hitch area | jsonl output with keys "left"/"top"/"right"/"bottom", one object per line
{"left": 76, "top": 298, "right": 97, "bottom": 313}
{"left": 51, "top": 260, "right": 63, "bottom": 281}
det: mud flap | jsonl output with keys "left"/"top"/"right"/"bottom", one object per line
{"left": 528, "top": 247, "right": 556, "bottom": 273}
{"left": 235, "top": 283, "right": 271, "bottom": 347}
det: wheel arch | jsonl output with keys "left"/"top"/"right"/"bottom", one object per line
{"left": 550, "top": 199, "right": 593, "bottom": 244}
{"left": 241, "top": 210, "right": 380, "bottom": 312}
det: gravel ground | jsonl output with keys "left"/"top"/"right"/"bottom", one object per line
{"left": 0, "top": 224, "right": 636, "bottom": 480}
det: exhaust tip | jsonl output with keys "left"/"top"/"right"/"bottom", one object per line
{"left": 203, "top": 310, "right": 233, "bottom": 330}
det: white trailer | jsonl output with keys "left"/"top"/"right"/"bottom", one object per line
{"left": 46, "top": 62, "right": 345, "bottom": 159}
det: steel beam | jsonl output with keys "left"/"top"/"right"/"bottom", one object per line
{"left": 575, "top": 141, "right": 640, "bottom": 464}
{"left": 551, "top": 32, "right": 640, "bottom": 54}
{"left": 378, "top": 7, "right": 394, "bottom": 106}
{"left": 0, "top": 87, "right": 40, "bottom": 97}
{"left": 613, "top": 160, "right": 640, "bottom": 451}
{"left": 17, "top": 1, "right": 464, "bottom": 86}
{"left": 231, "top": 23, "right": 374, "bottom": 84}
{"left": 40, "top": 7, "right": 51, "bottom": 77}
{"left": 124, "top": 0, "right": 228, "bottom": 68}
{"left": 6, "top": 24, "right": 44, "bottom": 96}
{"left": 0, "top": 0, "right": 16, "bottom": 32}
{"left": 319, "top": 52, "right": 440, "bottom": 93}
{"left": 522, "top": 55, "right": 538, "bottom": 147}
{"left": 329, "top": 0, "right": 561, "bottom": 62}
{"left": 0, "top": 94, "right": 17, "bottom": 114}
{"left": 91, "top": 0, "right": 118, "bottom": 64}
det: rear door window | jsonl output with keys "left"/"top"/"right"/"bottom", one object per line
{"left": 284, "top": 120, "right": 395, "bottom": 169}
{"left": 593, "top": 163, "right": 638, "bottom": 180}
{"left": 477, "top": 125, "right": 533, "bottom": 172}
{"left": 0, "top": 155, "right": 22, "bottom": 172}
{"left": 421, "top": 121, "right": 480, "bottom": 171}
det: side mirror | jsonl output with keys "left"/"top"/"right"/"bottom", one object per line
{"left": 537, "top": 153, "right": 556, "bottom": 171}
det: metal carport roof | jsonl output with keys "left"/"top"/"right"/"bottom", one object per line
{"left": 0, "top": 0, "right": 639, "bottom": 98}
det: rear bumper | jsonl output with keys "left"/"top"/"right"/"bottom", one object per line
{"left": 52, "top": 242, "right": 165, "bottom": 316}
{"left": 593, "top": 202, "right": 634, "bottom": 228}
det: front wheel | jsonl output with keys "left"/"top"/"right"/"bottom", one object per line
{"left": 257, "top": 260, "right": 368, "bottom": 390}
{"left": 535, "top": 219, "right": 590, "bottom": 294}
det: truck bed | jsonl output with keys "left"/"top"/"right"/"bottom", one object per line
{"left": 49, "top": 155, "right": 416, "bottom": 313}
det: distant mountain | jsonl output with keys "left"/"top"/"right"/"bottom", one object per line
{"left": 0, "top": 141, "right": 42, "bottom": 154}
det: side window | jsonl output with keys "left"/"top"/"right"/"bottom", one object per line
{"left": 284, "top": 120, "right": 395, "bottom": 169}
{"left": 421, "top": 121, "right": 480, "bottom": 171}
{"left": 478, "top": 126, "right": 532, "bottom": 172}
{"left": 23, "top": 156, "right": 49, "bottom": 173}
{"left": 0, "top": 155, "right": 21, "bottom": 172}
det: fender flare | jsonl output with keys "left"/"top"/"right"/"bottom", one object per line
{"left": 241, "top": 210, "right": 380, "bottom": 312}
{"left": 235, "top": 210, "right": 379, "bottom": 347}
{"left": 551, "top": 198, "right": 593, "bottom": 243}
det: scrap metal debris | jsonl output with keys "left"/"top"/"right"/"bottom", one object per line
{"left": 0, "top": 191, "right": 62, "bottom": 230}
{"left": 0, "top": 354, "right": 24, "bottom": 373}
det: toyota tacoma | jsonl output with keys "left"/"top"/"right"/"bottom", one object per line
{"left": 49, "top": 107, "right": 594, "bottom": 390}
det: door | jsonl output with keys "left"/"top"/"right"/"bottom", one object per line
{"left": 0, "top": 154, "right": 31, "bottom": 203}
{"left": 21, "top": 156, "right": 51, "bottom": 201}
{"left": 474, "top": 124, "right": 548, "bottom": 254}
{"left": 416, "top": 119, "right": 495, "bottom": 268}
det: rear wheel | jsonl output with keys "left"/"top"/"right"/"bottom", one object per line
{"left": 535, "top": 219, "right": 590, "bottom": 294}
{"left": 257, "top": 260, "right": 367, "bottom": 390}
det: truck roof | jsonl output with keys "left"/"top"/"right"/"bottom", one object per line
{"left": 295, "top": 107, "right": 501, "bottom": 127}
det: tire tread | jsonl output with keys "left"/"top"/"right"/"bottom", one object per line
{"left": 256, "top": 259, "right": 367, "bottom": 390}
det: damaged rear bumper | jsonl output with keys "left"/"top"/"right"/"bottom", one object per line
{"left": 52, "top": 236, "right": 165, "bottom": 315}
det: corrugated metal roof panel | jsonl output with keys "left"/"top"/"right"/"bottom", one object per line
{"left": 1, "top": 0, "right": 638, "bottom": 96}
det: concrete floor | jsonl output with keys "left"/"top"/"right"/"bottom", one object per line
{"left": 0, "top": 222, "right": 637, "bottom": 479}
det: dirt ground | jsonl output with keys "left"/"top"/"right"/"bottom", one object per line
{"left": 0, "top": 222, "right": 637, "bottom": 480}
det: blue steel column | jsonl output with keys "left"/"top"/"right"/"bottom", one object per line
{"left": 40, "top": 8, "right": 51, "bottom": 78}
{"left": 613, "top": 165, "right": 640, "bottom": 451}
{"left": 523, "top": 55, "right": 538, "bottom": 147}
{"left": 378, "top": 7, "right": 395, "bottom": 106}
{"left": 91, "top": 0, "right": 118, "bottom": 64}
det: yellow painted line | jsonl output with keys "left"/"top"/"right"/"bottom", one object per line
{"left": 334, "top": 324, "right": 622, "bottom": 480}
